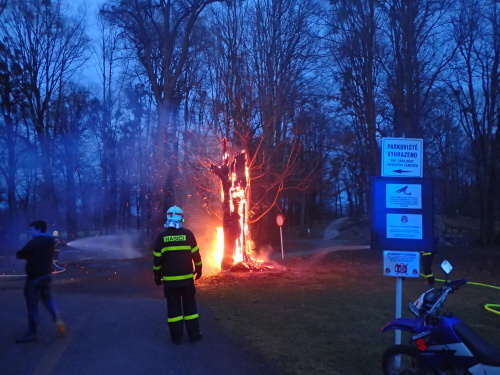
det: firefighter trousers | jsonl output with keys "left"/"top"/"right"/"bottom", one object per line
{"left": 164, "top": 282, "right": 200, "bottom": 341}
{"left": 421, "top": 251, "right": 435, "bottom": 276}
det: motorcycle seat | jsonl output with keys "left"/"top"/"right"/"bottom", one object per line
{"left": 453, "top": 322, "right": 500, "bottom": 366}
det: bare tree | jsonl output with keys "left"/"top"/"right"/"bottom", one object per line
{"left": 380, "top": 0, "right": 456, "bottom": 139}
{"left": 0, "top": 0, "right": 6, "bottom": 16}
{"left": 92, "top": 15, "right": 126, "bottom": 234}
{"left": 423, "top": 88, "right": 472, "bottom": 217}
{"left": 0, "top": 0, "right": 88, "bottom": 219}
{"left": 0, "top": 36, "right": 24, "bottom": 245}
{"left": 100, "top": 0, "right": 223, "bottom": 234}
{"left": 52, "top": 84, "right": 93, "bottom": 237}
{"left": 325, "top": 0, "right": 382, "bottom": 216}
{"left": 450, "top": 0, "right": 499, "bottom": 243}
{"left": 202, "top": 0, "right": 323, "bottom": 249}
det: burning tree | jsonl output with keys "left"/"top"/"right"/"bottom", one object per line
{"left": 210, "top": 139, "right": 249, "bottom": 270}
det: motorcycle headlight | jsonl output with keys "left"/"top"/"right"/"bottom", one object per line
{"left": 413, "top": 288, "right": 437, "bottom": 312}
{"left": 423, "top": 290, "right": 438, "bottom": 310}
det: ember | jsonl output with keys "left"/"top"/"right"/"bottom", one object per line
{"left": 230, "top": 260, "right": 286, "bottom": 272}
{"left": 213, "top": 225, "right": 285, "bottom": 272}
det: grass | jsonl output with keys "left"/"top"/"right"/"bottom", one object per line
{"left": 197, "top": 246, "right": 500, "bottom": 375}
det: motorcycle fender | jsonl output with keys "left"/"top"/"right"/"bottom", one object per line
{"left": 382, "top": 318, "right": 418, "bottom": 334}
{"left": 468, "top": 363, "right": 500, "bottom": 375}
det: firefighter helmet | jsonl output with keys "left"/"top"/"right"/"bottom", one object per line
{"left": 165, "top": 206, "right": 184, "bottom": 228}
{"left": 53, "top": 230, "right": 60, "bottom": 237}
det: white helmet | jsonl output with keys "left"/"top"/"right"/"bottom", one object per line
{"left": 53, "top": 230, "right": 60, "bottom": 237}
{"left": 165, "top": 206, "right": 184, "bottom": 228}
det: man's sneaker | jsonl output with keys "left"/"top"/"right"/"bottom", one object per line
{"left": 15, "top": 333, "right": 36, "bottom": 343}
{"left": 55, "top": 319, "right": 66, "bottom": 337}
{"left": 189, "top": 333, "right": 203, "bottom": 343}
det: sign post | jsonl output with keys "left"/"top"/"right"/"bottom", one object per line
{"left": 276, "top": 214, "right": 285, "bottom": 260}
{"left": 374, "top": 138, "right": 430, "bottom": 352}
{"left": 382, "top": 249, "right": 421, "bottom": 350}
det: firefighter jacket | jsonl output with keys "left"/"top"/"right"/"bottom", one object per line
{"left": 153, "top": 227, "right": 202, "bottom": 287}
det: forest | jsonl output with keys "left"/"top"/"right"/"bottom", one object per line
{"left": 0, "top": 0, "right": 498, "bottom": 252}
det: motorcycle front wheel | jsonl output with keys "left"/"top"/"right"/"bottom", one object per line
{"left": 382, "top": 344, "right": 431, "bottom": 375}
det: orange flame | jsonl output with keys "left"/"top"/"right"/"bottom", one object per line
{"left": 216, "top": 226, "right": 224, "bottom": 268}
{"left": 214, "top": 148, "right": 258, "bottom": 270}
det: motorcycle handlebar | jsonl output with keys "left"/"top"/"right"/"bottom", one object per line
{"left": 445, "top": 279, "right": 468, "bottom": 292}
{"left": 424, "top": 279, "right": 467, "bottom": 316}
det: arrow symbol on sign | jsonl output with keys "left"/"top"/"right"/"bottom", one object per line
{"left": 393, "top": 169, "right": 411, "bottom": 174}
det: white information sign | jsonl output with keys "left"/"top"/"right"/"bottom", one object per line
{"left": 386, "top": 184, "right": 422, "bottom": 209}
{"left": 383, "top": 251, "right": 420, "bottom": 277}
{"left": 381, "top": 138, "right": 423, "bottom": 177}
{"left": 386, "top": 213, "right": 422, "bottom": 239}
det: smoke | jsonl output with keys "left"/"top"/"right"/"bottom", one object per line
{"left": 253, "top": 244, "right": 274, "bottom": 262}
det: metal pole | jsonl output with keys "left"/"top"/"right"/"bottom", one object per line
{"left": 280, "top": 227, "right": 284, "bottom": 260}
{"left": 395, "top": 277, "right": 403, "bottom": 368}
{"left": 395, "top": 277, "right": 402, "bottom": 344}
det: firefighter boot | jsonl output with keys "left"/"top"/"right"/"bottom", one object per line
{"left": 189, "top": 333, "right": 203, "bottom": 343}
{"left": 186, "top": 316, "right": 202, "bottom": 343}
{"left": 171, "top": 336, "right": 183, "bottom": 345}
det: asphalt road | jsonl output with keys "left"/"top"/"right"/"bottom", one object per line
{"left": 0, "top": 257, "right": 286, "bottom": 375}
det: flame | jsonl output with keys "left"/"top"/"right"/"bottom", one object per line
{"left": 214, "top": 145, "right": 264, "bottom": 270}
{"left": 230, "top": 169, "right": 247, "bottom": 264}
{"left": 214, "top": 211, "right": 284, "bottom": 273}
{"left": 234, "top": 238, "right": 243, "bottom": 263}
{"left": 216, "top": 227, "right": 224, "bottom": 268}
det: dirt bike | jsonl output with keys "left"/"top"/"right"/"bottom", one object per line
{"left": 381, "top": 260, "right": 500, "bottom": 375}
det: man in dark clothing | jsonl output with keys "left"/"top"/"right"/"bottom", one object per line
{"left": 16, "top": 220, "right": 66, "bottom": 343}
{"left": 153, "top": 206, "right": 203, "bottom": 344}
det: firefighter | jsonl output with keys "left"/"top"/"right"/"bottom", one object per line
{"left": 153, "top": 206, "right": 203, "bottom": 344}
{"left": 52, "top": 230, "right": 67, "bottom": 271}
{"left": 421, "top": 237, "right": 439, "bottom": 285}
{"left": 421, "top": 251, "right": 435, "bottom": 284}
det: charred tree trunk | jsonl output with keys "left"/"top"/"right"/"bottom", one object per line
{"left": 210, "top": 161, "right": 234, "bottom": 270}
{"left": 210, "top": 140, "right": 248, "bottom": 270}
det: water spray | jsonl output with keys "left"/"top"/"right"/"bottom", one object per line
{"left": 63, "top": 233, "right": 144, "bottom": 261}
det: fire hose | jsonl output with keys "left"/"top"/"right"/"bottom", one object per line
{"left": 0, "top": 260, "right": 66, "bottom": 278}
{"left": 466, "top": 281, "right": 500, "bottom": 315}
